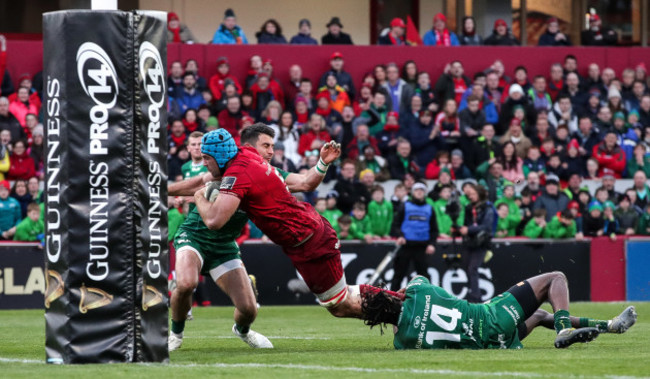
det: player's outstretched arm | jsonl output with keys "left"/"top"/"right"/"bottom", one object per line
{"left": 194, "top": 189, "right": 240, "bottom": 230}
{"left": 169, "top": 172, "right": 217, "bottom": 196}
{"left": 285, "top": 141, "right": 341, "bottom": 192}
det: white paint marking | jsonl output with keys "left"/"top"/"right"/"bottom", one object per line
{"left": 0, "top": 356, "right": 646, "bottom": 379}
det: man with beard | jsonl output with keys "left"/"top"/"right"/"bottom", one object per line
{"left": 581, "top": 14, "right": 618, "bottom": 46}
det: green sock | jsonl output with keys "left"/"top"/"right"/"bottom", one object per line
{"left": 579, "top": 317, "right": 609, "bottom": 332}
{"left": 554, "top": 310, "right": 572, "bottom": 333}
{"left": 171, "top": 319, "right": 185, "bottom": 334}
{"left": 236, "top": 324, "right": 250, "bottom": 334}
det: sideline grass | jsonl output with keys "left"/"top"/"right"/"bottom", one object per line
{"left": 0, "top": 302, "right": 648, "bottom": 378}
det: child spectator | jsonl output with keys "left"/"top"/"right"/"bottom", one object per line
{"left": 593, "top": 186, "right": 609, "bottom": 207}
{"left": 496, "top": 202, "right": 518, "bottom": 237}
{"left": 567, "top": 200, "right": 584, "bottom": 239}
{"left": 10, "top": 179, "right": 30, "bottom": 218}
{"left": 577, "top": 187, "right": 592, "bottom": 214}
{"left": 523, "top": 208, "right": 547, "bottom": 238}
{"left": 543, "top": 209, "right": 576, "bottom": 239}
{"left": 350, "top": 202, "right": 373, "bottom": 243}
{"left": 540, "top": 137, "right": 556, "bottom": 163}
{"left": 495, "top": 181, "right": 521, "bottom": 225}
{"left": 208, "top": 57, "right": 243, "bottom": 101}
{"left": 523, "top": 145, "right": 546, "bottom": 178}
{"left": 367, "top": 185, "right": 393, "bottom": 238}
{"left": 337, "top": 215, "right": 353, "bottom": 240}
{"left": 13, "top": 202, "right": 44, "bottom": 243}
{"left": 562, "top": 139, "right": 585, "bottom": 178}
{"left": 602, "top": 201, "right": 619, "bottom": 239}
{"left": 545, "top": 153, "right": 566, "bottom": 180}
{"left": 637, "top": 203, "right": 650, "bottom": 235}
{"left": 323, "top": 192, "right": 343, "bottom": 229}
{"left": 430, "top": 184, "right": 454, "bottom": 238}
{"left": 615, "top": 195, "right": 638, "bottom": 236}
{"left": 516, "top": 187, "right": 534, "bottom": 236}
{"left": 390, "top": 183, "right": 408, "bottom": 214}
{"left": 584, "top": 203, "right": 605, "bottom": 237}
{"left": 0, "top": 180, "right": 21, "bottom": 240}
{"left": 314, "top": 197, "right": 337, "bottom": 231}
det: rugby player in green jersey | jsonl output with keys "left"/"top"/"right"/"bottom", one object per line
{"left": 361, "top": 272, "right": 636, "bottom": 349}
{"left": 167, "top": 124, "right": 342, "bottom": 351}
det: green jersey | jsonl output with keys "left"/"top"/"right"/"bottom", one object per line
{"left": 394, "top": 276, "right": 524, "bottom": 350}
{"left": 175, "top": 167, "right": 291, "bottom": 249}
{"left": 182, "top": 160, "right": 208, "bottom": 212}
{"left": 367, "top": 200, "right": 393, "bottom": 237}
{"left": 321, "top": 208, "right": 343, "bottom": 232}
{"left": 13, "top": 217, "right": 44, "bottom": 242}
{"left": 181, "top": 160, "right": 207, "bottom": 179}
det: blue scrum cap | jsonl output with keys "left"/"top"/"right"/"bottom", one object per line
{"left": 201, "top": 129, "right": 238, "bottom": 170}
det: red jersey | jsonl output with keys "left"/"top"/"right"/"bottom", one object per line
{"left": 219, "top": 146, "right": 321, "bottom": 248}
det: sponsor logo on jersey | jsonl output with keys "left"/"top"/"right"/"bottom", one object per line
{"left": 220, "top": 176, "right": 237, "bottom": 190}
{"left": 413, "top": 315, "right": 421, "bottom": 328}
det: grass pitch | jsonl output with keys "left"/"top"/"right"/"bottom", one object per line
{"left": 0, "top": 302, "right": 648, "bottom": 378}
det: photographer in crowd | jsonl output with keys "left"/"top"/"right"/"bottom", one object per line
{"left": 459, "top": 183, "right": 494, "bottom": 303}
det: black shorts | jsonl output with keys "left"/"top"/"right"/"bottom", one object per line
{"left": 506, "top": 280, "right": 540, "bottom": 340}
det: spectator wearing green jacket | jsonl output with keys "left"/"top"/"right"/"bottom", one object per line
{"left": 350, "top": 202, "right": 374, "bottom": 242}
{"left": 322, "top": 192, "right": 343, "bottom": 232}
{"left": 523, "top": 208, "right": 547, "bottom": 238}
{"left": 13, "top": 203, "right": 44, "bottom": 242}
{"left": 367, "top": 185, "right": 393, "bottom": 237}
{"left": 428, "top": 184, "right": 461, "bottom": 237}
{"left": 0, "top": 180, "right": 21, "bottom": 240}
{"left": 542, "top": 210, "right": 576, "bottom": 239}
{"left": 626, "top": 144, "right": 650, "bottom": 178}
{"left": 494, "top": 181, "right": 521, "bottom": 223}
{"left": 495, "top": 202, "right": 519, "bottom": 237}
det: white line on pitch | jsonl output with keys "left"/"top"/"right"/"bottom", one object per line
{"left": 184, "top": 336, "right": 331, "bottom": 340}
{"left": 1, "top": 357, "right": 646, "bottom": 379}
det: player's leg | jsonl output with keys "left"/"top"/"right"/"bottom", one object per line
{"left": 390, "top": 247, "right": 411, "bottom": 291}
{"left": 210, "top": 261, "right": 272, "bottom": 348}
{"left": 412, "top": 245, "right": 429, "bottom": 278}
{"left": 516, "top": 271, "right": 600, "bottom": 348}
{"left": 466, "top": 248, "right": 486, "bottom": 303}
{"left": 521, "top": 306, "right": 637, "bottom": 338}
{"left": 169, "top": 247, "right": 202, "bottom": 351}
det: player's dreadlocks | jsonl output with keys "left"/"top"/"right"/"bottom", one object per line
{"left": 361, "top": 288, "right": 403, "bottom": 334}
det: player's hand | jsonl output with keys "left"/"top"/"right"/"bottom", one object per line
{"left": 204, "top": 181, "right": 220, "bottom": 202}
{"left": 425, "top": 245, "right": 435, "bottom": 255}
{"left": 395, "top": 237, "right": 406, "bottom": 245}
{"left": 320, "top": 141, "right": 341, "bottom": 165}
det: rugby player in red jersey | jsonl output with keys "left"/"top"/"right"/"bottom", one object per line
{"left": 192, "top": 125, "right": 403, "bottom": 318}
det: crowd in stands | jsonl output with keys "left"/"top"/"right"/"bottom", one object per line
{"left": 171, "top": 8, "right": 621, "bottom": 47}
{"left": 0, "top": 8, "right": 648, "bottom": 246}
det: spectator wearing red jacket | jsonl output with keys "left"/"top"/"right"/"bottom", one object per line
{"left": 7, "top": 140, "right": 35, "bottom": 181}
{"left": 346, "top": 124, "right": 380, "bottom": 161}
{"left": 250, "top": 73, "right": 283, "bottom": 111}
{"left": 592, "top": 131, "right": 626, "bottom": 179}
{"left": 9, "top": 87, "right": 38, "bottom": 128}
{"left": 217, "top": 96, "right": 248, "bottom": 136}
{"left": 7, "top": 74, "right": 41, "bottom": 111}
{"left": 425, "top": 151, "right": 455, "bottom": 180}
{"left": 208, "top": 56, "right": 242, "bottom": 100}
{"left": 298, "top": 114, "right": 331, "bottom": 156}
